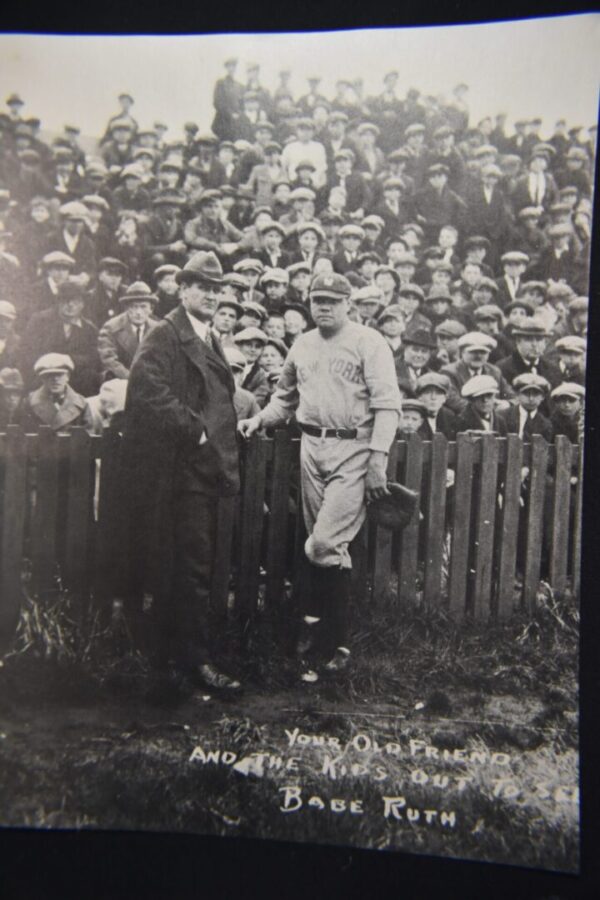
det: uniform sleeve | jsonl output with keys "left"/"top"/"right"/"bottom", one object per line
{"left": 258, "top": 351, "right": 300, "bottom": 427}
{"left": 362, "top": 332, "right": 403, "bottom": 412}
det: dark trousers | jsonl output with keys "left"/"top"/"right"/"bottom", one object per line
{"left": 170, "top": 491, "right": 217, "bottom": 669}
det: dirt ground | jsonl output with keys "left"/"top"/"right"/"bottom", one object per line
{"left": 0, "top": 586, "right": 580, "bottom": 872}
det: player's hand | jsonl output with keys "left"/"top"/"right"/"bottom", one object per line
{"left": 238, "top": 415, "right": 262, "bottom": 438}
{"left": 365, "top": 451, "right": 391, "bottom": 502}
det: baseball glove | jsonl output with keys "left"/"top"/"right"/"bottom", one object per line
{"left": 367, "top": 481, "right": 419, "bottom": 532}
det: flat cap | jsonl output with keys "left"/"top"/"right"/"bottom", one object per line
{"left": 42, "top": 251, "right": 76, "bottom": 268}
{"left": 233, "top": 258, "right": 264, "bottom": 275}
{"left": 377, "top": 305, "right": 404, "bottom": 324}
{"left": 416, "top": 372, "right": 450, "bottom": 394}
{"left": 403, "top": 328, "right": 436, "bottom": 349}
{"left": 387, "top": 148, "right": 412, "bottom": 162}
{"left": 153, "top": 189, "right": 186, "bottom": 206}
{"left": 461, "top": 374, "right": 499, "bottom": 398}
{"left": 464, "top": 234, "right": 491, "bottom": 250}
{"left": 295, "top": 159, "right": 317, "bottom": 172}
{"left": 59, "top": 200, "right": 89, "bottom": 219}
{"left": 353, "top": 285, "right": 384, "bottom": 305}
{"left": 289, "top": 187, "right": 316, "bottom": 202}
{"left": 512, "top": 372, "right": 551, "bottom": 393}
{"left": 382, "top": 176, "right": 405, "bottom": 190}
{"left": 120, "top": 163, "right": 144, "bottom": 179}
{"left": 402, "top": 398, "right": 427, "bottom": 415}
{"left": 474, "top": 304, "right": 504, "bottom": 321}
{"left": 216, "top": 296, "right": 244, "bottom": 316}
{"left": 361, "top": 214, "right": 385, "bottom": 230}
{"left": 398, "top": 283, "right": 425, "bottom": 301}
{"left": 501, "top": 251, "right": 530, "bottom": 265}
{"left": 505, "top": 299, "right": 535, "bottom": 315}
{"left": 310, "top": 272, "right": 352, "bottom": 300}
{"left": 328, "top": 111, "right": 349, "bottom": 124}
{"left": 551, "top": 382, "right": 585, "bottom": 400}
{"left": 297, "top": 221, "right": 325, "bottom": 241}
{"left": 339, "top": 223, "right": 365, "bottom": 240}
{"left": 258, "top": 220, "right": 285, "bottom": 236}
{"left": 119, "top": 281, "right": 158, "bottom": 305}
{"left": 98, "top": 257, "right": 128, "bottom": 273}
{"left": 566, "top": 146, "right": 588, "bottom": 161}
{"left": 457, "top": 331, "right": 496, "bottom": 351}
{"left": 233, "top": 326, "right": 269, "bottom": 344}
{"left": 197, "top": 188, "right": 222, "bottom": 205}
{"left": 176, "top": 251, "right": 223, "bottom": 286}
{"left": 474, "top": 144, "right": 498, "bottom": 158}
{"left": 405, "top": 123, "right": 426, "bottom": 137}
{"left": 34, "top": 353, "right": 74, "bottom": 375}
{"left": 260, "top": 267, "right": 289, "bottom": 286}
{"left": 554, "top": 336, "right": 586, "bottom": 354}
{"left": 374, "top": 265, "right": 400, "bottom": 287}
{"left": 567, "top": 296, "right": 588, "bottom": 314}
{"left": 282, "top": 303, "right": 311, "bottom": 324}
{"left": 56, "top": 280, "right": 86, "bottom": 302}
{"left": 222, "top": 272, "right": 250, "bottom": 292}
{"left": 357, "top": 122, "right": 380, "bottom": 137}
{"left": 435, "top": 319, "right": 467, "bottom": 337}
{"left": 520, "top": 280, "right": 547, "bottom": 294}
{"left": 287, "top": 261, "right": 312, "bottom": 277}
{"left": 511, "top": 318, "right": 551, "bottom": 338}
{"left": 153, "top": 263, "right": 181, "bottom": 279}
{"left": 241, "top": 300, "right": 267, "bottom": 321}
{"left": 6, "top": 93, "right": 24, "bottom": 106}
{"left": 357, "top": 251, "right": 382, "bottom": 266}
{"left": 427, "top": 163, "right": 450, "bottom": 177}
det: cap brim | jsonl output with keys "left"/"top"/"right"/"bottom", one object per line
{"left": 176, "top": 271, "right": 222, "bottom": 286}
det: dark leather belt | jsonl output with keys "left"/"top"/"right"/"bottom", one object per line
{"left": 298, "top": 422, "right": 358, "bottom": 439}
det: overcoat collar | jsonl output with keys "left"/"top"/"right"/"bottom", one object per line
{"left": 167, "top": 304, "right": 234, "bottom": 390}
{"left": 29, "top": 385, "right": 86, "bottom": 429}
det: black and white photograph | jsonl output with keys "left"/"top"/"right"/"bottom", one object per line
{"left": 0, "top": 14, "right": 597, "bottom": 876}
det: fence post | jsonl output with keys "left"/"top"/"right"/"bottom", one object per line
{"left": 265, "top": 430, "right": 294, "bottom": 611}
{"left": 448, "top": 434, "right": 475, "bottom": 618}
{"left": 237, "top": 435, "right": 268, "bottom": 622}
{"left": 64, "top": 427, "right": 93, "bottom": 596}
{"left": 372, "top": 440, "right": 399, "bottom": 601}
{"left": 571, "top": 444, "right": 583, "bottom": 597}
{"left": 422, "top": 434, "right": 448, "bottom": 608}
{"left": 471, "top": 434, "right": 500, "bottom": 621}
{"left": 397, "top": 433, "right": 423, "bottom": 605}
{"left": 495, "top": 434, "right": 523, "bottom": 619}
{"left": 523, "top": 435, "right": 550, "bottom": 613}
{"left": 0, "top": 427, "right": 27, "bottom": 648}
{"left": 548, "top": 435, "right": 573, "bottom": 595}
{"left": 30, "top": 426, "right": 59, "bottom": 592}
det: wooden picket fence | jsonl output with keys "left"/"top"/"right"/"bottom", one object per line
{"left": 0, "top": 426, "right": 583, "bottom": 639}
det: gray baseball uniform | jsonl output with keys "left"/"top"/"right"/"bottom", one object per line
{"left": 259, "top": 320, "right": 401, "bottom": 568}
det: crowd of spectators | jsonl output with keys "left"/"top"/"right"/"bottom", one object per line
{"left": 0, "top": 61, "right": 593, "bottom": 442}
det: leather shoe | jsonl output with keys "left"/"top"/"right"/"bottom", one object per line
{"left": 195, "top": 663, "right": 242, "bottom": 691}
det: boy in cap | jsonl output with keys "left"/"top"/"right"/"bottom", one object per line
{"left": 550, "top": 383, "right": 585, "bottom": 445}
{"left": 152, "top": 263, "right": 181, "bottom": 319}
{"left": 495, "top": 251, "right": 530, "bottom": 308}
{"left": 223, "top": 345, "right": 262, "bottom": 420}
{"left": 282, "top": 303, "right": 311, "bottom": 347}
{"left": 281, "top": 118, "right": 327, "bottom": 188}
{"left": 553, "top": 335, "right": 586, "bottom": 385}
{"left": 398, "top": 397, "right": 427, "bottom": 436}
{"left": 233, "top": 325, "right": 270, "bottom": 407}
{"left": 184, "top": 190, "right": 243, "bottom": 260}
{"left": 260, "top": 267, "right": 290, "bottom": 314}
{"left": 46, "top": 201, "right": 97, "bottom": 283}
{"left": 433, "top": 319, "right": 466, "bottom": 366}
{"left": 98, "top": 281, "right": 159, "bottom": 380}
{"left": 497, "top": 318, "right": 561, "bottom": 395}
{"left": 87, "top": 257, "right": 129, "bottom": 326}
{"left": 21, "top": 353, "right": 92, "bottom": 432}
{"left": 287, "top": 261, "right": 312, "bottom": 305}
{"left": 211, "top": 294, "right": 243, "bottom": 349}
{"left": 415, "top": 372, "right": 457, "bottom": 439}
{"left": 395, "top": 328, "right": 437, "bottom": 397}
{"left": 353, "top": 285, "right": 384, "bottom": 327}
{"left": 332, "top": 224, "right": 365, "bottom": 275}
{"left": 456, "top": 374, "right": 508, "bottom": 435}
{"left": 501, "top": 373, "right": 553, "bottom": 441}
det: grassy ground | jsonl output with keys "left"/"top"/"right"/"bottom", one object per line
{"left": 0, "top": 580, "right": 579, "bottom": 872}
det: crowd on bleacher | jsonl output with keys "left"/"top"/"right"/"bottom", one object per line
{"left": 0, "top": 59, "right": 593, "bottom": 442}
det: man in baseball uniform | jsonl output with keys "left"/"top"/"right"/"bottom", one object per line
{"left": 239, "top": 272, "right": 401, "bottom": 681}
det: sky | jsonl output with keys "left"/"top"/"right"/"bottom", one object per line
{"left": 0, "top": 15, "right": 598, "bottom": 143}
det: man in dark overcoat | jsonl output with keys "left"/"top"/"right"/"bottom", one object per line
{"left": 121, "top": 251, "right": 242, "bottom": 692}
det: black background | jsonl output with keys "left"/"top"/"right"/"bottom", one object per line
{"left": 1, "top": 3, "right": 599, "bottom": 897}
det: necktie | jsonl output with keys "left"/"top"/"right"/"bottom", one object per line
{"left": 136, "top": 325, "right": 144, "bottom": 344}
